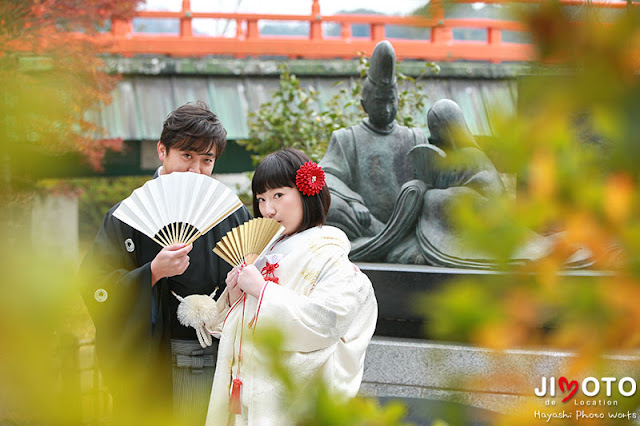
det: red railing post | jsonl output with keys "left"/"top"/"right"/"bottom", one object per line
{"left": 111, "top": 19, "right": 131, "bottom": 38}
{"left": 340, "top": 20, "right": 353, "bottom": 59}
{"left": 110, "top": 18, "right": 132, "bottom": 57}
{"left": 180, "top": 0, "right": 193, "bottom": 38}
{"left": 430, "top": 0, "right": 453, "bottom": 59}
{"left": 341, "top": 22, "right": 352, "bottom": 40}
{"left": 311, "top": 0, "right": 320, "bottom": 15}
{"left": 235, "top": 18, "right": 246, "bottom": 58}
{"left": 235, "top": 18, "right": 245, "bottom": 39}
{"left": 488, "top": 27, "right": 502, "bottom": 63}
{"left": 246, "top": 19, "right": 259, "bottom": 39}
{"left": 310, "top": 0, "right": 322, "bottom": 41}
{"left": 371, "top": 23, "right": 385, "bottom": 41}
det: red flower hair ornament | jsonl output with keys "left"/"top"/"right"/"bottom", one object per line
{"left": 295, "top": 161, "right": 326, "bottom": 196}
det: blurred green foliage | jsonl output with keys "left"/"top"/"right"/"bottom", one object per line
{"left": 0, "top": 220, "right": 98, "bottom": 424}
{"left": 418, "top": 1, "right": 640, "bottom": 422}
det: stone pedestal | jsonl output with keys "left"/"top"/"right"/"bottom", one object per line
{"left": 358, "top": 262, "right": 503, "bottom": 338}
{"left": 358, "top": 262, "right": 607, "bottom": 339}
{"left": 357, "top": 263, "right": 640, "bottom": 423}
{"left": 361, "top": 336, "right": 640, "bottom": 423}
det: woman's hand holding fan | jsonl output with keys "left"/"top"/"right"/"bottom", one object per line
{"left": 225, "top": 264, "right": 245, "bottom": 306}
{"left": 236, "top": 264, "right": 266, "bottom": 299}
{"left": 172, "top": 218, "right": 284, "bottom": 345}
{"left": 215, "top": 217, "right": 284, "bottom": 300}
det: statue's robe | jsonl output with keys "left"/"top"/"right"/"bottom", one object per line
{"left": 405, "top": 144, "right": 530, "bottom": 267}
{"left": 320, "top": 120, "right": 428, "bottom": 260}
{"left": 404, "top": 144, "right": 591, "bottom": 268}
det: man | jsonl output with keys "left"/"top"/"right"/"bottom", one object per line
{"left": 319, "top": 40, "right": 428, "bottom": 262}
{"left": 80, "top": 101, "right": 251, "bottom": 425}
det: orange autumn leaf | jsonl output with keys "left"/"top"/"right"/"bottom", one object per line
{"left": 529, "top": 149, "right": 556, "bottom": 201}
{"left": 604, "top": 173, "right": 634, "bottom": 226}
{"left": 563, "top": 212, "right": 615, "bottom": 261}
{"left": 474, "top": 321, "right": 529, "bottom": 350}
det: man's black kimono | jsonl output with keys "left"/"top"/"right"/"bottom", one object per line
{"left": 79, "top": 179, "right": 251, "bottom": 422}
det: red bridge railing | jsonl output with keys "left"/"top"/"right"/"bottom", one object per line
{"left": 98, "top": 0, "right": 635, "bottom": 63}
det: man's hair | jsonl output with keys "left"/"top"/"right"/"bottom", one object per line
{"left": 252, "top": 148, "right": 331, "bottom": 234}
{"left": 159, "top": 101, "right": 227, "bottom": 158}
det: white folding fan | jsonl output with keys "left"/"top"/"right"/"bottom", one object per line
{"left": 213, "top": 217, "right": 285, "bottom": 266}
{"left": 113, "top": 172, "right": 243, "bottom": 247}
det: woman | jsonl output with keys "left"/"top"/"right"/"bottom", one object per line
{"left": 205, "top": 149, "right": 378, "bottom": 425}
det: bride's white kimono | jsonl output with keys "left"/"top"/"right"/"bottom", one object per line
{"left": 205, "top": 225, "right": 378, "bottom": 426}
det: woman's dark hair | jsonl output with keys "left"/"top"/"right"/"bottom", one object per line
{"left": 159, "top": 101, "right": 227, "bottom": 158}
{"left": 252, "top": 148, "right": 331, "bottom": 234}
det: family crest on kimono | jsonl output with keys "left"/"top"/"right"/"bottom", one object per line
{"left": 177, "top": 149, "right": 378, "bottom": 425}
{"left": 80, "top": 101, "right": 251, "bottom": 425}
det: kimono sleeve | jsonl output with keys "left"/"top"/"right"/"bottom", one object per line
{"left": 254, "top": 245, "right": 376, "bottom": 353}
{"left": 78, "top": 209, "right": 157, "bottom": 375}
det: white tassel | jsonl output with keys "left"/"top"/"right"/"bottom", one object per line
{"left": 173, "top": 288, "right": 228, "bottom": 348}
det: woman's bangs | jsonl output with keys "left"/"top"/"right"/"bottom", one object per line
{"left": 252, "top": 156, "right": 295, "bottom": 195}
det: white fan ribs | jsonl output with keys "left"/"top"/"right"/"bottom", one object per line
{"left": 213, "top": 218, "right": 284, "bottom": 266}
{"left": 113, "top": 172, "right": 243, "bottom": 247}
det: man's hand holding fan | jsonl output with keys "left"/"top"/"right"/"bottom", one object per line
{"left": 112, "top": 171, "right": 244, "bottom": 285}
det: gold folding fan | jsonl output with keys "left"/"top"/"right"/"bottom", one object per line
{"left": 213, "top": 218, "right": 285, "bottom": 266}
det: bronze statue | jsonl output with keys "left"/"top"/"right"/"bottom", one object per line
{"left": 321, "top": 41, "right": 590, "bottom": 268}
{"left": 319, "top": 40, "right": 433, "bottom": 262}
{"left": 407, "top": 99, "right": 539, "bottom": 267}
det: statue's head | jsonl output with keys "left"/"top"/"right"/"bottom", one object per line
{"left": 361, "top": 40, "right": 398, "bottom": 130}
{"left": 427, "top": 99, "right": 478, "bottom": 150}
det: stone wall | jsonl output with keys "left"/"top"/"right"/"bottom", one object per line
{"left": 31, "top": 193, "right": 79, "bottom": 260}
